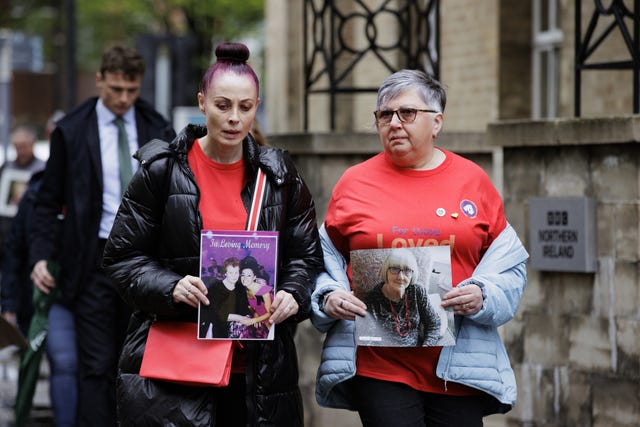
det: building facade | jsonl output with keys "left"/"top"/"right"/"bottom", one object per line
{"left": 265, "top": 1, "right": 640, "bottom": 426}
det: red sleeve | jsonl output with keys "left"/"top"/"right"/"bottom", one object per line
{"left": 324, "top": 194, "right": 350, "bottom": 259}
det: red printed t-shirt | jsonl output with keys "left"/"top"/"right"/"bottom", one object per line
{"left": 324, "top": 148, "right": 506, "bottom": 395}
{"left": 188, "top": 139, "right": 247, "bottom": 371}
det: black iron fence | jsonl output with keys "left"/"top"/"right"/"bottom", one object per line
{"left": 303, "top": 0, "right": 440, "bottom": 130}
{"left": 575, "top": 0, "right": 640, "bottom": 116}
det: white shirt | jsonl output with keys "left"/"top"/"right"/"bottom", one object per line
{"left": 96, "top": 99, "right": 139, "bottom": 239}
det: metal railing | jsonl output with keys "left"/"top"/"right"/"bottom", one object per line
{"left": 575, "top": 0, "right": 640, "bottom": 116}
{"left": 303, "top": 0, "right": 439, "bottom": 130}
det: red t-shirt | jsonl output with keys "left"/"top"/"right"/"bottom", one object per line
{"left": 188, "top": 139, "right": 247, "bottom": 230}
{"left": 188, "top": 139, "right": 247, "bottom": 371}
{"left": 325, "top": 149, "right": 506, "bottom": 395}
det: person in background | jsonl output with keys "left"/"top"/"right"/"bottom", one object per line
{"left": 1, "top": 111, "right": 77, "bottom": 426}
{"left": 0, "top": 170, "right": 44, "bottom": 335}
{"left": 1, "top": 168, "right": 78, "bottom": 427}
{"left": 0, "top": 126, "right": 46, "bottom": 264}
{"left": 311, "top": 69, "right": 528, "bottom": 426}
{"left": 206, "top": 258, "right": 223, "bottom": 280}
{"left": 1, "top": 126, "right": 46, "bottom": 175}
{"left": 28, "top": 45, "right": 175, "bottom": 427}
{"left": 0, "top": 123, "right": 51, "bottom": 333}
{"left": 102, "top": 41, "right": 323, "bottom": 427}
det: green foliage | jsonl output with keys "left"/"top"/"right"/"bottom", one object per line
{"left": 1, "top": 1, "right": 60, "bottom": 62}
{"left": 77, "top": 0, "right": 265, "bottom": 71}
{"left": 76, "top": 0, "right": 154, "bottom": 71}
{"left": 3, "top": 0, "right": 265, "bottom": 72}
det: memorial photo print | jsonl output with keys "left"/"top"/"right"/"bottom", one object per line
{"left": 351, "top": 246, "right": 456, "bottom": 347}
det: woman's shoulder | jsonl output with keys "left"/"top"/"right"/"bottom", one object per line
{"left": 257, "top": 145, "right": 303, "bottom": 184}
{"left": 258, "top": 144, "right": 289, "bottom": 164}
{"left": 344, "top": 152, "right": 385, "bottom": 174}
{"left": 332, "top": 153, "right": 386, "bottom": 191}
{"left": 135, "top": 139, "right": 174, "bottom": 165}
{"left": 441, "top": 148, "right": 489, "bottom": 177}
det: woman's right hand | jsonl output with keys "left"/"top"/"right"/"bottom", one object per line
{"left": 321, "top": 290, "right": 367, "bottom": 321}
{"left": 172, "top": 275, "right": 209, "bottom": 307}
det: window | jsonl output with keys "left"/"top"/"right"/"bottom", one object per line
{"left": 532, "top": 0, "right": 562, "bottom": 119}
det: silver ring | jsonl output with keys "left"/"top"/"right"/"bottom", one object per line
{"left": 339, "top": 299, "right": 344, "bottom": 309}
{"left": 184, "top": 290, "right": 190, "bottom": 297}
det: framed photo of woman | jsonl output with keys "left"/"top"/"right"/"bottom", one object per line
{"left": 351, "top": 246, "right": 456, "bottom": 347}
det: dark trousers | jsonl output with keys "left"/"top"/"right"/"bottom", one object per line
{"left": 74, "top": 239, "right": 131, "bottom": 427}
{"left": 351, "top": 375, "right": 503, "bottom": 427}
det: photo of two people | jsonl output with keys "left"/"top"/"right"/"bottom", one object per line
{"left": 197, "top": 230, "right": 278, "bottom": 340}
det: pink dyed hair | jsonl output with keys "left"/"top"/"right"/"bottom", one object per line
{"left": 199, "top": 42, "right": 259, "bottom": 95}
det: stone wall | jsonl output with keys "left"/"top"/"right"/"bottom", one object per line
{"left": 487, "top": 116, "right": 640, "bottom": 427}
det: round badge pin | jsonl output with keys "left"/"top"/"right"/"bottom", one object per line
{"left": 460, "top": 200, "right": 478, "bottom": 218}
{"left": 436, "top": 208, "right": 446, "bottom": 217}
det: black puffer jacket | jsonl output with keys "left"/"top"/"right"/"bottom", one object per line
{"left": 103, "top": 124, "right": 323, "bottom": 426}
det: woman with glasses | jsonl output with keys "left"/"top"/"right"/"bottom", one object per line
{"left": 359, "top": 248, "right": 441, "bottom": 347}
{"left": 310, "top": 69, "right": 528, "bottom": 426}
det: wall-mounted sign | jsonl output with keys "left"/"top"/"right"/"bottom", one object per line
{"left": 528, "top": 197, "right": 597, "bottom": 272}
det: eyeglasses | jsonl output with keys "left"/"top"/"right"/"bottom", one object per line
{"left": 373, "top": 108, "right": 439, "bottom": 125}
{"left": 387, "top": 266, "right": 414, "bottom": 276}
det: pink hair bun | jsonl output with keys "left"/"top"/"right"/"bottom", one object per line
{"left": 215, "top": 42, "right": 250, "bottom": 64}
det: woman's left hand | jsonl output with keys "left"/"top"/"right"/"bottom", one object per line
{"left": 269, "top": 290, "right": 299, "bottom": 324}
{"left": 441, "top": 283, "right": 483, "bottom": 315}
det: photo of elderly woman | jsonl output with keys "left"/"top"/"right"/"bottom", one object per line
{"left": 353, "top": 247, "right": 454, "bottom": 347}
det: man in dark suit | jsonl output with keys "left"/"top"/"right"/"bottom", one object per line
{"left": 29, "top": 45, "right": 176, "bottom": 426}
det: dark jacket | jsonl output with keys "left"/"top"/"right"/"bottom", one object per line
{"left": 0, "top": 171, "right": 44, "bottom": 335}
{"left": 102, "top": 124, "right": 323, "bottom": 426}
{"left": 29, "top": 97, "right": 176, "bottom": 304}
